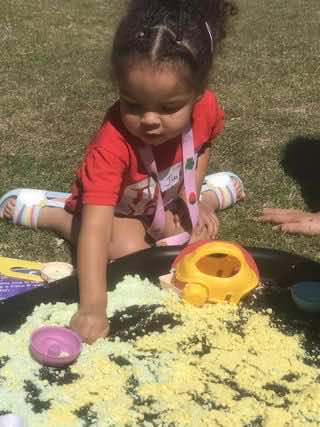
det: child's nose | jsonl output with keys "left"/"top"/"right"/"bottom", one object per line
{"left": 141, "top": 112, "right": 160, "bottom": 128}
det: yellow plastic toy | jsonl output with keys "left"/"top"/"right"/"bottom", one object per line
{"left": 172, "top": 240, "right": 260, "bottom": 306}
{"left": 0, "top": 256, "right": 44, "bottom": 283}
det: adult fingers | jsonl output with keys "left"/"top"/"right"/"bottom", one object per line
{"left": 256, "top": 208, "right": 309, "bottom": 224}
{"left": 274, "top": 220, "right": 320, "bottom": 235}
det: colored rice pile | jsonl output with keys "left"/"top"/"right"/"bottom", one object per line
{"left": 0, "top": 275, "right": 319, "bottom": 426}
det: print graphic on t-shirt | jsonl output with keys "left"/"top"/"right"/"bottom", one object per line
{"left": 116, "top": 162, "right": 183, "bottom": 216}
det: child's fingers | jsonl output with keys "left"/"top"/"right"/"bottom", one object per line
{"left": 69, "top": 312, "right": 109, "bottom": 344}
{"left": 204, "top": 213, "right": 219, "bottom": 238}
{"left": 210, "top": 214, "right": 219, "bottom": 238}
{"left": 195, "top": 219, "right": 204, "bottom": 235}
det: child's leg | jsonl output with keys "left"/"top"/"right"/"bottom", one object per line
{"left": 2, "top": 195, "right": 77, "bottom": 241}
{"left": 200, "top": 177, "right": 244, "bottom": 210}
{"left": 1, "top": 189, "right": 216, "bottom": 252}
{"left": 2, "top": 194, "right": 151, "bottom": 258}
{"left": 109, "top": 216, "right": 151, "bottom": 259}
{"left": 200, "top": 172, "right": 245, "bottom": 211}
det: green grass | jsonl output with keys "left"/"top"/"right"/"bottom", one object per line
{"left": 1, "top": 0, "right": 319, "bottom": 263}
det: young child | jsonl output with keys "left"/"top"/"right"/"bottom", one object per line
{"left": 0, "top": 0, "right": 243, "bottom": 343}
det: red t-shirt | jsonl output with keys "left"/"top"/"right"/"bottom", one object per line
{"left": 65, "top": 89, "right": 224, "bottom": 214}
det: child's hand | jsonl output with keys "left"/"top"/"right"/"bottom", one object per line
{"left": 171, "top": 199, "right": 218, "bottom": 240}
{"left": 192, "top": 201, "right": 219, "bottom": 241}
{"left": 197, "top": 201, "right": 219, "bottom": 238}
{"left": 70, "top": 308, "right": 109, "bottom": 344}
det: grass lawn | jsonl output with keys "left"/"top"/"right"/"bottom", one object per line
{"left": 1, "top": 0, "right": 319, "bottom": 264}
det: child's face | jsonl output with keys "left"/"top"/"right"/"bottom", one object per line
{"left": 118, "top": 62, "right": 199, "bottom": 146}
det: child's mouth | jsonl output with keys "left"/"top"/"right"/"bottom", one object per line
{"left": 142, "top": 133, "right": 164, "bottom": 143}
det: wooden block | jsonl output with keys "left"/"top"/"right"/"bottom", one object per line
{"left": 159, "top": 273, "right": 183, "bottom": 296}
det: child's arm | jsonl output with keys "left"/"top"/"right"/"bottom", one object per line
{"left": 70, "top": 204, "right": 113, "bottom": 344}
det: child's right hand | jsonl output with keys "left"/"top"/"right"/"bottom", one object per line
{"left": 70, "top": 308, "right": 109, "bottom": 344}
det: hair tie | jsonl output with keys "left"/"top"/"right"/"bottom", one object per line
{"left": 135, "top": 31, "right": 145, "bottom": 39}
{"left": 205, "top": 21, "right": 214, "bottom": 54}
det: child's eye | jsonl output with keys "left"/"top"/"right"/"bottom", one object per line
{"left": 122, "top": 99, "right": 141, "bottom": 111}
{"left": 162, "top": 105, "right": 182, "bottom": 114}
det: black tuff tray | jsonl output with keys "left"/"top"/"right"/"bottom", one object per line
{"left": 1, "top": 245, "right": 320, "bottom": 422}
{"left": 1, "top": 246, "right": 320, "bottom": 334}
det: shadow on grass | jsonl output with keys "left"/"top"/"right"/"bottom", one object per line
{"left": 281, "top": 135, "right": 320, "bottom": 212}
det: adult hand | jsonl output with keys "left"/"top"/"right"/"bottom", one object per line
{"left": 257, "top": 208, "right": 320, "bottom": 235}
{"left": 70, "top": 308, "right": 109, "bottom": 344}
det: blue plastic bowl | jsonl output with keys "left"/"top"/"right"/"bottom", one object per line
{"left": 291, "top": 281, "right": 320, "bottom": 313}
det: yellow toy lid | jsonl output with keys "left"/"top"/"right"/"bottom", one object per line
{"left": 173, "top": 241, "right": 260, "bottom": 305}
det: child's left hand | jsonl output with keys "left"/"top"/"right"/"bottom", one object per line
{"left": 172, "top": 199, "right": 219, "bottom": 240}
{"left": 193, "top": 201, "right": 219, "bottom": 240}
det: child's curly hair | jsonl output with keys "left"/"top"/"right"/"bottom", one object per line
{"left": 111, "top": 0, "right": 237, "bottom": 91}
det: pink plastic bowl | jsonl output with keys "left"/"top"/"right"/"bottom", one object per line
{"left": 30, "top": 326, "right": 82, "bottom": 367}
